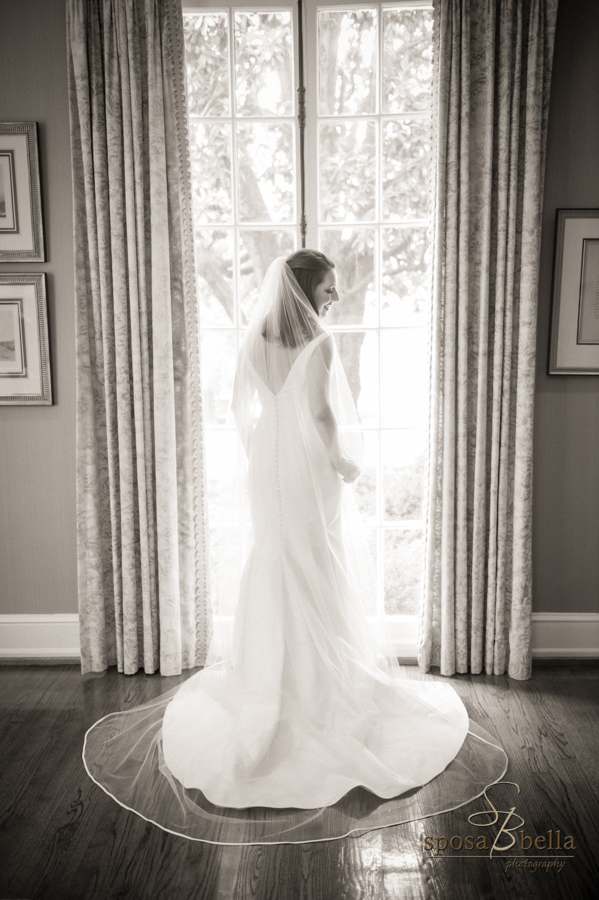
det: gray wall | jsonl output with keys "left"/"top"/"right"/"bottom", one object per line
{"left": 533, "top": 0, "right": 599, "bottom": 613}
{"left": 0, "top": 0, "right": 597, "bottom": 617}
{"left": 0, "top": 0, "right": 77, "bottom": 614}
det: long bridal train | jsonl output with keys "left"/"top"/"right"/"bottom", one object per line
{"left": 84, "top": 681, "right": 506, "bottom": 844}
{"left": 83, "top": 258, "right": 507, "bottom": 843}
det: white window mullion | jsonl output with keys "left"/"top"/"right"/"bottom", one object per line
{"left": 228, "top": 8, "right": 241, "bottom": 341}
{"left": 184, "top": 0, "right": 433, "bottom": 621}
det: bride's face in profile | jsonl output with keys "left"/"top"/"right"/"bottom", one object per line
{"left": 313, "top": 268, "right": 339, "bottom": 317}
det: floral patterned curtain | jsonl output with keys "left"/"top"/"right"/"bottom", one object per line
{"left": 419, "top": 0, "right": 558, "bottom": 680}
{"left": 67, "top": 0, "right": 211, "bottom": 675}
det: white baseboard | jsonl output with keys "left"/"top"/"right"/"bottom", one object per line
{"left": 0, "top": 613, "right": 80, "bottom": 660}
{"left": 530, "top": 612, "right": 599, "bottom": 658}
{"left": 0, "top": 612, "right": 597, "bottom": 662}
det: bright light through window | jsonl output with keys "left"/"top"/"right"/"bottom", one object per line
{"left": 183, "top": 2, "right": 433, "bottom": 621}
{"left": 309, "top": 3, "right": 433, "bottom": 619}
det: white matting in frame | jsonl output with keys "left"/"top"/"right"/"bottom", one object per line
{"left": 0, "top": 122, "right": 45, "bottom": 262}
{"left": 0, "top": 274, "right": 52, "bottom": 405}
{"left": 549, "top": 209, "right": 599, "bottom": 374}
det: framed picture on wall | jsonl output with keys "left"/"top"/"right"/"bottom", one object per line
{"left": 0, "top": 273, "right": 52, "bottom": 405}
{"left": 549, "top": 209, "right": 599, "bottom": 374}
{"left": 0, "top": 122, "right": 45, "bottom": 262}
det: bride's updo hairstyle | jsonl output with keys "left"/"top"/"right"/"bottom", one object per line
{"left": 285, "top": 249, "right": 335, "bottom": 315}
{"left": 261, "top": 249, "right": 336, "bottom": 348}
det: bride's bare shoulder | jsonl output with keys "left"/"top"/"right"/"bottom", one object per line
{"left": 309, "top": 331, "right": 334, "bottom": 368}
{"left": 312, "top": 327, "right": 332, "bottom": 344}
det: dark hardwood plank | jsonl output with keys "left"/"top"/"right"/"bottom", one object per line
{"left": 0, "top": 664, "right": 597, "bottom": 900}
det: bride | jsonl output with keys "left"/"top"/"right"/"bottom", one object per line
{"left": 83, "top": 251, "right": 507, "bottom": 840}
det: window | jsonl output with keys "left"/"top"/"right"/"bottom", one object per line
{"left": 183, "top": 1, "right": 433, "bottom": 626}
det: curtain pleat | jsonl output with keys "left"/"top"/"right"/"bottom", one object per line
{"left": 67, "top": 0, "right": 211, "bottom": 675}
{"left": 419, "top": 0, "right": 558, "bottom": 680}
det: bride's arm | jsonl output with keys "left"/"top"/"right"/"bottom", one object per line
{"left": 307, "top": 337, "right": 360, "bottom": 483}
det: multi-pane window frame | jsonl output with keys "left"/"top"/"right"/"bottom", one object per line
{"left": 183, "top": 0, "right": 433, "bottom": 645}
{"left": 183, "top": 0, "right": 303, "bottom": 589}
{"left": 183, "top": 0, "right": 302, "bottom": 337}
{"left": 304, "top": 0, "right": 433, "bottom": 638}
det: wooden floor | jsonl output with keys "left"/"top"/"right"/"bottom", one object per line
{"left": 0, "top": 663, "right": 597, "bottom": 900}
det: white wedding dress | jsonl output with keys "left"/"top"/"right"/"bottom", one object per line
{"left": 83, "top": 259, "right": 507, "bottom": 843}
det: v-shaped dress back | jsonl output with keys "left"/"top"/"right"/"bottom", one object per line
{"left": 82, "top": 258, "right": 507, "bottom": 843}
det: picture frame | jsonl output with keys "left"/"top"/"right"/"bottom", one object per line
{"left": 0, "top": 122, "right": 45, "bottom": 262}
{"left": 0, "top": 273, "right": 52, "bottom": 405}
{"left": 549, "top": 209, "right": 599, "bottom": 374}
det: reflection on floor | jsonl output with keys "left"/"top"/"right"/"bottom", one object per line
{"left": 0, "top": 662, "right": 597, "bottom": 900}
